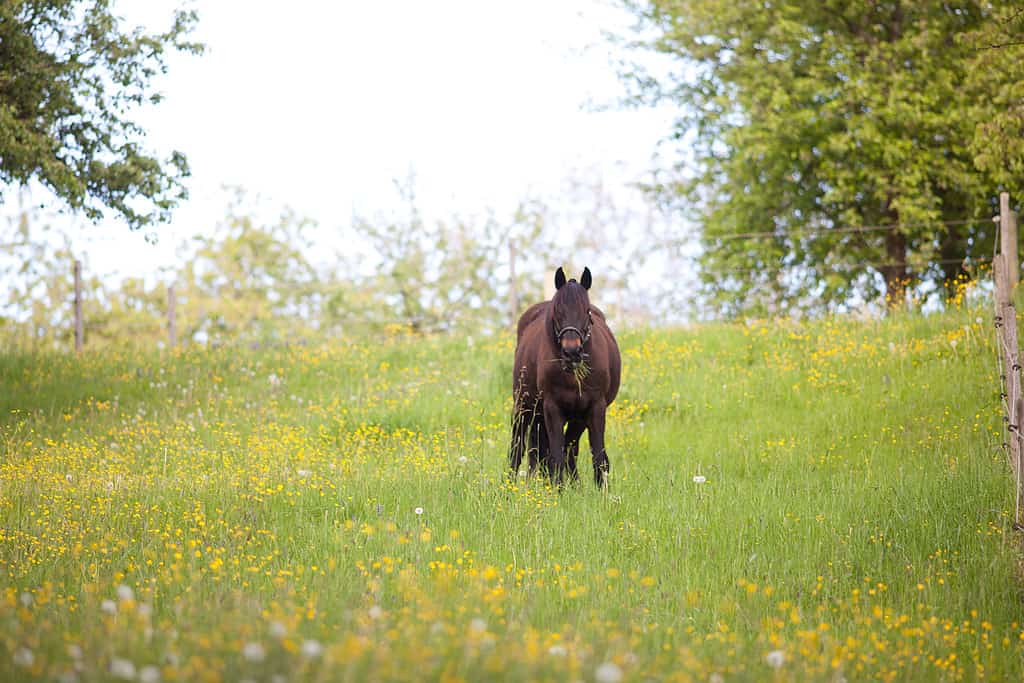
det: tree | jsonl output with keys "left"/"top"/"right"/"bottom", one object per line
{"left": 318, "top": 178, "right": 563, "bottom": 337}
{"left": 962, "top": 8, "right": 1024, "bottom": 188}
{"left": 617, "top": 1, "right": 1024, "bottom": 316}
{"left": 176, "top": 191, "right": 320, "bottom": 345}
{"left": 0, "top": 1, "right": 202, "bottom": 230}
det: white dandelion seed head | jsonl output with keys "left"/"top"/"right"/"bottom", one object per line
{"left": 13, "top": 647, "right": 34, "bottom": 668}
{"left": 709, "top": 674, "right": 725, "bottom": 683}
{"left": 137, "top": 602, "right": 153, "bottom": 619}
{"left": 469, "top": 618, "right": 487, "bottom": 633}
{"left": 116, "top": 584, "right": 134, "bottom": 602}
{"left": 368, "top": 605, "right": 384, "bottom": 620}
{"left": 693, "top": 475, "right": 707, "bottom": 484}
{"left": 595, "top": 662, "right": 624, "bottom": 683}
{"left": 414, "top": 507, "right": 424, "bottom": 515}
{"left": 296, "top": 468, "right": 312, "bottom": 478}
{"left": 765, "top": 649, "right": 786, "bottom": 669}
{"left": 67, "top": 644, "right": 83, "bottom": 660}
{"left": 19, "top": 592, "right": 33, "bottom": 607}
{"left": 139, "top": 665, "right": 161, "bottom": 683}
{"left": 268, "top": 621, "right": 287, "bottom": 638}
{"left": 100, "top": 599, "right": 117, "bottom": 615}
{"left": 548, "top": 645, "right": 568, "bottom": 657}
{"left": 458, "top": 456, "right": 468, "bottom": 464}
{"left": 301, "top": 639, "right": 324, "bottom": 659}
{"left": 241, "top": 642, "right": 265, "bottom": 662}
{"left": 268, "top": 373, "right": 281, "bottom": 387}
{"left": 109, "top": 657, "right": 136, "bottom": 680}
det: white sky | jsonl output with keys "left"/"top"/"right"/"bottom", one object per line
{"left": 19, "top": 1, "right": 681, "bottom": 287}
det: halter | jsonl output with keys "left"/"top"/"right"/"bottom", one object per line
{"left": 554, "top": 310, "right": 593, "bottom": 347}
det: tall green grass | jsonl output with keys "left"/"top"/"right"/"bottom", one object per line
{"left": 0, "top": 300, "right": 1020, "bottom": 681}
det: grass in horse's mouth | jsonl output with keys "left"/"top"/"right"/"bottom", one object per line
{"left": 547, "top": 356, "right": 591, "bottom": 396}
{"left": 571, "top": 359, "right": 590, "bottom": 396}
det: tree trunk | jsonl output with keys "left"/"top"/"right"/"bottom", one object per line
{"left": 882, "top": 229, "right": 908, "bottom": 308}
{"left": 939, "top": 222, "right": 966, "bottom": 299}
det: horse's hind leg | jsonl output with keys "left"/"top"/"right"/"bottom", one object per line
{"left": 528, "top": 417, "right": 546, "bottom": 478}
{"left": 508, "top": 406, "right": 527, "bottom": 480}
{"left": 564, "top": 420, "right": 585, "bottom": 484}
{"left": 587, "top": 404, "right": 610, "bottom": 488}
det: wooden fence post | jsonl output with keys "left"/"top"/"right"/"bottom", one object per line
{"left": 167, "top": 283, "right": 177, "bottom": 348}
{"left": 73, "top": 259, "right": 83, "bottom": 352}
{"left": 995, "top": 193, "right": 1024, "bottom": 522}
{"left": 1001, "top": 191, "right": 1018, "bottom": 289}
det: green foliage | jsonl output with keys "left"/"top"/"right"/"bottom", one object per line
{"left": 0, "top": 1, "right": 202, "bottom": 229}
{"left": 326, "top": 185, "right": 552, "bottom": 335}
{"left": 0, "top": 191, "right": 555, "bottom": 349}
{"left": 177, "top": 191, "right": 320, "bottom": 345}
{"left": 618, "top": 1, "right": 1024, "bottom": 315}
{"left": 960, "top": 8, "right": 1024, "bottom": 187}
{"left": 1, "top": 178, "right": 659, "bottom": 350}
{"left": 0, "top": 197, "right": 98, "bottom": 348}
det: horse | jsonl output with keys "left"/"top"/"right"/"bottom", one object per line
{"left": 509, "top": 266, "right": 621, "bottom": 487}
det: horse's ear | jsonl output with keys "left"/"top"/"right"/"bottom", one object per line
{"left": 580, "top": 267, "right": 592, "bottom": 290}
{"left": 554, "top": 267, "right": 567, "bottom": 290}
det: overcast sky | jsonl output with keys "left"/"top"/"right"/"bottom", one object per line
{"left": 20, "top": 0, "right": 679, "bottom": 283}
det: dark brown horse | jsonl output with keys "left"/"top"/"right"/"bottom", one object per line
{"left": 510, "top": 267, "right": 621, "bottom": 487}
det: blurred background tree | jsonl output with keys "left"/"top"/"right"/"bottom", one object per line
{"left": 175, "top": 191, "right": 320, "bottom": 346}
{"left": 0, "top": 196, "right": 83, "bottom": 348}
{"left": 0, "top": 170, "right": 679, "bottom": 350}
{"left": 323, "top": 179, "right": 556, "bottom": 337}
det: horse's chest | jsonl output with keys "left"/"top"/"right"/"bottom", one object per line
{"left": 543, "top": 369, "right": 600, "bottom": 416}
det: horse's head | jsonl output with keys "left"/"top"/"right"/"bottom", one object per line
{"left": 551, "top": 266, "right": 593, "bottom": 363}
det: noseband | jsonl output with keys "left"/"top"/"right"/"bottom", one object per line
{"left": 554, "top": 310, "right": 593, "bottom": 347}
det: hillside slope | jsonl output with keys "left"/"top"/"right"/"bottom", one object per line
{"left": 1, "top": 301, "right": 1019, "bottom": 681}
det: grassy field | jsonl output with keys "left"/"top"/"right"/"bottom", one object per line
{"left": 1, "top": 297, "right": 1021, "bottom": 681}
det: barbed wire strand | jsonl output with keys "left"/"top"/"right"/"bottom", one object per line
{"left": 711, "top": 256, "right": 992, "bottom": 277}
{"left": 989, "top": 227, "right": 1021, "bottom": 526}
{"left": 700, "top": 217, "right": 987, "bottom": 243}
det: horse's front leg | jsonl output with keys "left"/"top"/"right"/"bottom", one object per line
{"left": 587, "top": 402, "right": 609, "bottom": 488}
{"left": 542, "top": 398, "right": 567, "bottom": 486}
{"left": 564, "top": 420, "right": 586, "bottom": 484}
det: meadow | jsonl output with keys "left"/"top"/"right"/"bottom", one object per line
{"left": 1, "top": 296, "right": 1022, "bottom": 682}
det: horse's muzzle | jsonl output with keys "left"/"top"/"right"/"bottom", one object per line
{"left": 562, "top": 344, "right": 584, "bottom": 364}
{"left": 560, "top": 336, "right": 583, "bottom": 357}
